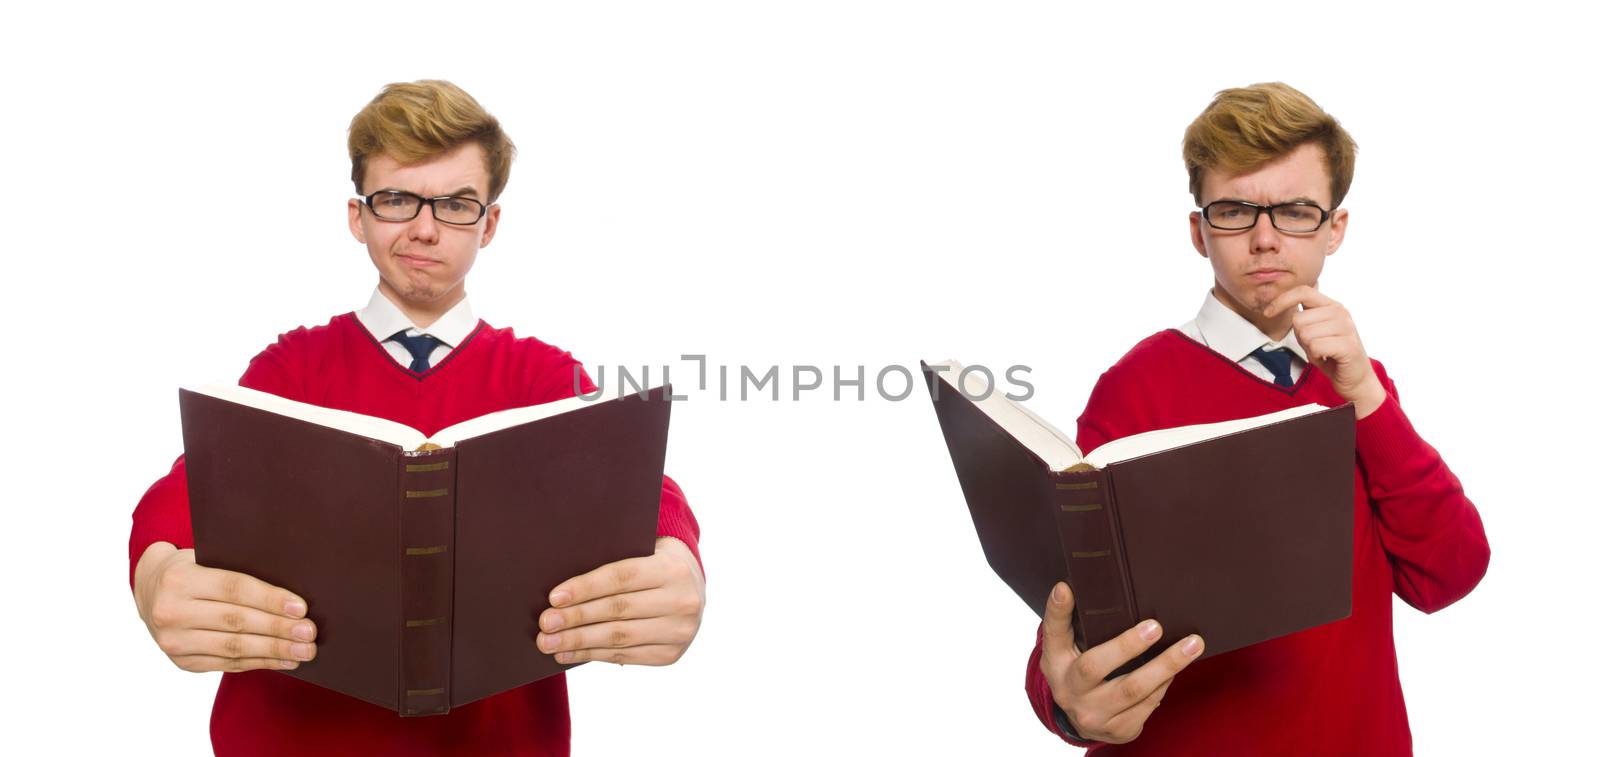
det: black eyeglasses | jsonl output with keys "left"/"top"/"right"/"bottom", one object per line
{"left": 361, "top": 190, "right": 488, "bottom": 225}
{"left": 1201, "top": 200, "right": 1330, "bottom": 233}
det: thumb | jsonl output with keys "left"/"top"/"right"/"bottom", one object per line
{"left": 1041, "top": 582, "right": 1080, "bottom": 664}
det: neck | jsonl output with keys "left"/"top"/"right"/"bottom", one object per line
{"left": 380, "top": 281, "right": 464, "bottom": 330}
{"left": 1212, "top": 284, "right": 1293, "bottom": 342}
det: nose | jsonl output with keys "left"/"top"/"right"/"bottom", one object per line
{"left": 1248, "top": 211, "right": 1281, "bottom": 255}
{"left": 407, "top": 203, "right": 441, "bottom": 244}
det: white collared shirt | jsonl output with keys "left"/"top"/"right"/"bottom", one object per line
{"left": 1178, "top": 290, "right": 1308, "bottom": 384}
{"left": 354, "top": 288, "right": 477, "bottom": 370}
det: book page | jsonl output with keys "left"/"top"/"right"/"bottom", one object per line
{"left": 188, "top": 383, "right": 426, "bottom": 449}
{"left": 425, "top": 390, "right": 649, "bottom": 447}
{"left": 188, "top": 383, "right": 666, "bottom": 451}
{"left": 929, "top": 360, "right": 1084, "bottom": 470}
{"left": 929, "top": 359, "right": 1333, "bottom": 472}
{"left": 1083, "top": 404, "right": 1329, "bottom": 468}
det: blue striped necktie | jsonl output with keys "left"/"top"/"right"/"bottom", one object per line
{"left": 1249, "top": 347, "right": 1296, "bottom": 388}
{"left": 389, "top": 330, "right": 444, "bottom": 372}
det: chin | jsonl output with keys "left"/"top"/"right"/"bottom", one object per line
{"left": 1245, "top": 277, "right": 1296, "bottom": 303}
{"left": 403, "top": 285, "right": 441, "bottom": 302}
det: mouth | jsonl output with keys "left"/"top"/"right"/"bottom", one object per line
{"left": 1246, "top": 269, "right": 1289, "bottom": 283}
{"left": 396, "top": 253, "right": 441, "bottom": 268}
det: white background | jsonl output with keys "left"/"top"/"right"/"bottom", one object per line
{"left": 6, "top": 2, "right": 1596, "bottom": 754}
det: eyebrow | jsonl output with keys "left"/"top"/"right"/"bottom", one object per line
{"left": 1215, "top": 196, "right": 1324, "bottom": 205}
{"left": 374, "top": 186, "right": 484, "bottom": 199}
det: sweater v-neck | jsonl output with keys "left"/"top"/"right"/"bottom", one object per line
{"left": 343, "top": 312, "right": 489, "bottom": 384}
{"left": 1163, "top": 328, "right": 1315, "bottom": 397}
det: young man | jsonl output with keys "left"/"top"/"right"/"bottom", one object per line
{"left": 1024, "top": 83, "right": 1489, "bottom": 755}
{"left": 128, "top": 80, "right": 705, "bottom": 756}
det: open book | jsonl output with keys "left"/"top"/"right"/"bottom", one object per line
{"left": 922, "top": 360, "right": 1354, "bottom": 667}
{"left": 180, "top": 383, "right": 672, "bottom": 716}
{"left": 189, "top": 383, "right": 613, "bottom": 451}
{"left": 929, "top": 362, "right": 1330, "bottom": 471}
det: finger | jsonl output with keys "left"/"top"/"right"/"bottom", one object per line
{"left": 1070, "top": 619, "right": 1164, "bottom": 690}
{"left": 192, "top": 600, "right": 316, "bottom": 642}
{"left": 1300, "top": 340, "right": 1331, "bottom": 365}
{"left": 1263, "top": 285, "right": 1333, "bottom": 318}
{"left": 1262, "top": 285, "right": 1314, "bottom": 317}
{"left": 538, "top": 616, "right": 695, "bottom": 655}
{"left": 188, "top": 565, "right": 307, "bottom": 618}
{"left": 1293, "top": 318, "right": 1347, "bottom": 345}
{"left": 1094, "top": 634, "right": 1204, "bottom": 711}
{"left": 1040, "top": 582, "right": 1079, "bottom": 663}
{"left": 1302, "top": 334, "right": 1361, "bottom": 366}
{"left": 1290, "top": 304, "right": 1344, "bottom": 331}
{"left": 540, "top": 587, "right": 685, "bottom": 633}
{"left": 1101, "top": 678, "right": 1175, "bottom": 742}
{"left": 170, "top": 629, "right": 316, "bottom": 663}
{"left": 171, "top": 654, "right": 303, "bottom": 673}
{"left": 548, "top": 554, "right": 668, "bottom": 608}
{"left": 551, "top": 644, "right": 684, "bottom": 667}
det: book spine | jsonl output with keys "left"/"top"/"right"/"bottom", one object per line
{"left": 397, "top": 447, "right": 457, "bottom": 716}
{"left": 1050, "top": 466, "right": 1138, "bottom": 653}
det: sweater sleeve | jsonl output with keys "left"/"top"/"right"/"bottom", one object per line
{"left": 1357, "top": 360, "right": 1489, "bottom": 613}
{"left": 126, "top": 336, "right": 305, "bottom": 589}
{"left": 528, "top": 351, "right": 703, "bottom": 571}
{"left": 127, "top": 456, "right": 195, "bottom": 589}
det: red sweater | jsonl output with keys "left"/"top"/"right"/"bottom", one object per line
{"left": 1025, "top": 330, "right": 1489, "bottom": 756}
{"left": 128, "top": 313, "right": 701, "bottom": 756}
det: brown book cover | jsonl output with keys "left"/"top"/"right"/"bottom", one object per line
{"left": 921, "top": 361, "right": 1353, "bottom": 668}
{"left": 180, "top": 384, "right": 672, "bottom": 716}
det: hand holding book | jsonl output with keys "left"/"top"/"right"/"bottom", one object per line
{"left": 134, "top": 542, "right": 318, "bottom": 673}
{"left": 537, "top": 536, "right": 705, "bottom": 666}
{"left": 1040, "top": 581, "right": 1202, "bottom": 744}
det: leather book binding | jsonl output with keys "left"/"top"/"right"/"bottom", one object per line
{"left": 180, "top": 385, "right": 672, "bottom": 715}
{"left": 921, "top": 361, "right": 1354, "bottom": 668}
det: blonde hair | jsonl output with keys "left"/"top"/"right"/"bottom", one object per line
{"left": 348, "top": 80, "right": 516, "bottom": 202}
{"left": 1182, "top": 82, "right": 1357, "bottom": 208}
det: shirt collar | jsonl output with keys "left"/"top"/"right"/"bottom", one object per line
{"left": 355, "top": 288, "right": 477, "bottom": 347}
{"left": 1192, "top": 289, "right": 1308, "bottom": 364}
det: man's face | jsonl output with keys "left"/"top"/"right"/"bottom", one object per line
{"left": 1188, "top": 142, "right": 1348, "bottom": 317}
{"left": 347, "top": 142, "right": 501, "bottom": 315}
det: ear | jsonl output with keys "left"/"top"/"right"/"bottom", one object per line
{"left": 1325, "top": 207, "right": 1349, "bottom": 257}
{"left": 1189, "top": 210, "right": 1209, "bottom": 258}
{"left": 347, "top": 198, "right": 365, "bottom": 244}
{"left": 479, "top": 203, "right": 502, "bottom": 248}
